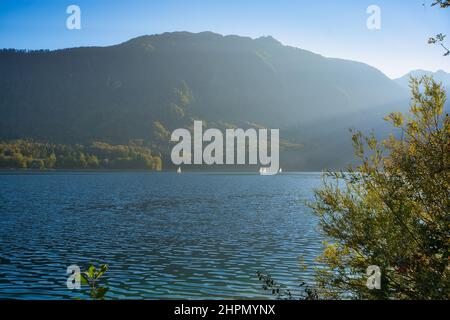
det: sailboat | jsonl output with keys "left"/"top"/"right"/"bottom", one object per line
{"left": 279, "top": 168, "right": 282, "bottom": 173}
{"left": 177, "top": 167, "right": 181, "bottom": 174}
{"left": 259, "top": 167, "right": 267, "bottom": 175}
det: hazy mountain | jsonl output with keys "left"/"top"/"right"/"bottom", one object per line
{"left": 0, "top": 31, "right": 411, "bottom": 170}
{"left": 395, "top": 69, "right": 450, "bottom": 89}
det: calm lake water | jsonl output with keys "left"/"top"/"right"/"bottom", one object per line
{"left": 0, "top": 172, "right": 324, "bottom": 299}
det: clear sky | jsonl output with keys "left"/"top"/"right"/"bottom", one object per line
{"left": 0, "top": 0, "right": 449, "bottom": 78}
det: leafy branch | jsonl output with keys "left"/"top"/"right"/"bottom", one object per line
{"left": 256, "top": 271, "right": 319, "bottom": 300}
{"left": 80, "top": 264, "right": 109, "bottom": 299}
{"left": 429, "top": 33, "right": 450, "bottom": 57}
{"left": 431, "top": 0, "right": 450, "bottom": 8}
{"left": 429, "top": 1, "right": 450, "bottom": 56}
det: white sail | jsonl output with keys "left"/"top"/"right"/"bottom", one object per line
{"left": 177, "top": 167, "right": 181, "bottom": 174}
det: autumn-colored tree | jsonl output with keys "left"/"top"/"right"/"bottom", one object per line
{"left": 310, "top": 77, "right": 449, "bottom": 299}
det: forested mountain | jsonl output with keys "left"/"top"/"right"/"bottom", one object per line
{"left": 0, "top": 31, "right": 412, "bottom": 170}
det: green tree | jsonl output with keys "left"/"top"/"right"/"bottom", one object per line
{"left": 152, "top": 156, "right": 163, "bottom": 171}
{"left": 46, "top": 153, "right": 57, "bottom": 168}
{"left": 78, "top": 152, "right": 87, "bottom": 169}
{"left": 152, "top": 121, "right": 170, "bottom": 141}
{"left": 13, "top": 152, "right": 27, "bottom": 168}
{"left": 86, "top": 154, "right": 100, "bottom": 169}
{"left": 35, "top": 159, "right": 45, "bottom": 170}
{"left": 309, "top": 77, "right": 449, "bottom": 299}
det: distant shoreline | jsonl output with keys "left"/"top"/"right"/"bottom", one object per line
{"left": 0, "top": 168, "right": 324, "bottom": 174}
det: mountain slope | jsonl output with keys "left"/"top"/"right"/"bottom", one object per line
{"left": 0, "top": 32, "right": 407, "bottom": 142}
{"left": 0, "top": 31, "right": 411, "bottom": 170}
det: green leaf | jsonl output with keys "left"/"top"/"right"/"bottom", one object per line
{"left": 80, "top": 273, "right": 90, "bottom": 285}
{"left": 88, "top": 265, "right": 96, "bottom": 279}
{"left": 95, "top": 264, "right": 109, "bottom": 279}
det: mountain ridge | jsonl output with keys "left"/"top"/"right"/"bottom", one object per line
{"left": 395, "top": 69, "right": 450, "bottom": 89}
{"left": 0, "top": 31, "right": 412, "bottom": 170}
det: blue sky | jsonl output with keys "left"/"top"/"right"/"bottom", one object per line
{"left": 0, "top": 0, "right": 449, "bottom": 78}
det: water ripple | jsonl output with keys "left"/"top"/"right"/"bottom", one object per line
{"left": 0, "top": 172, "right": 324, "bottom": 299}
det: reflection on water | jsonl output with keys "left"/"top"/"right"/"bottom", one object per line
{"left": 0, "top": 172, "right": 324, "bottom": 299}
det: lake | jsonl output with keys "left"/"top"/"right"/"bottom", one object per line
{"left": 0, "top": 172, "right": 325, "bottom": 299}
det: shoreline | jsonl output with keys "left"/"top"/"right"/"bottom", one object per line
{"left": 0, "top": 168, "right": 325, "bottom": 175}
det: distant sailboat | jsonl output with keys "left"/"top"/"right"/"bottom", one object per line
{"left": 279, "top": 168, "right": 282, "bottom": 173}
{"left": 259, "top": 167, "right": 267, "bottom": 175}
{"left": 177, "top": 167, "right": 181, "bottom": 174}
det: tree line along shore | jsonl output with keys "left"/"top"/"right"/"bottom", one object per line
{"left": 0, "top": 140, "right": 162, "bottom": 171}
